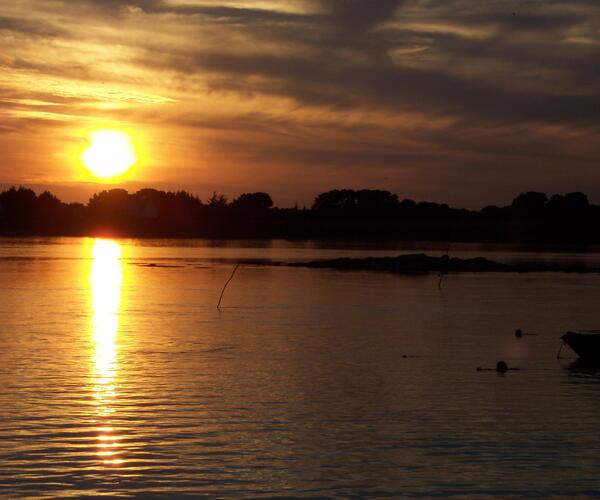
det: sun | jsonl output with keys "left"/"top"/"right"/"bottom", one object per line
{"left": 82, "top": 130, "right": 136, "bottom": 179}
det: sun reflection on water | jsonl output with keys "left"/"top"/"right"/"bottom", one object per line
{"left": 89, "top": 239, "right": 124, "bottom": 466}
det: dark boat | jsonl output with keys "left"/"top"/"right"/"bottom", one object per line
{"left": 561, "top": 331, "right": 600, "bottom": 360}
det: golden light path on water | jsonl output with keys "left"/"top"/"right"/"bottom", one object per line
{"left": 89, "top": 239, "right": 124, "bottom": 466}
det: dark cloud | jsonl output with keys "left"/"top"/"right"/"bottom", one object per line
{"left": 112, "top": 0, "right": 600, "bottom": 128}
{"left": 71, "top": 0, "right": 162, "bottom": 12}
{"left": 153, "top": 45, "right": 600, "bottom": 128}
{"left": 62, "top": 0, "right": 312, "bottom": 22}
{"left": 152, "top": 4, "right": 312, "bottom": 22}
{"left": 0, "top": 15, "right": 65, "bottom": 37}
{"left": 326, "top": 0, "right": 403, "bottom": 33}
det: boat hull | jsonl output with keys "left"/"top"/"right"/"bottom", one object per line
{"left": 561, "top": 332, "right": 600, "bottom": 360}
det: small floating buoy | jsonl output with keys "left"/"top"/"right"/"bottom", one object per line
{"left": 477, "top": 361, "right": 518, "bottom": 372}
{"left": 515, "top": 329, "right": 523, "bottom": 338}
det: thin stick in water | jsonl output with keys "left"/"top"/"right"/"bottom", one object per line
{"left": 438, "top": 272, "right": 446, "bottom": 289}
{"left": 217, "top": 263, "right": 240, "bottom": 309}
{"left": 438, "top": 240, "right": 451, "bottom": 289}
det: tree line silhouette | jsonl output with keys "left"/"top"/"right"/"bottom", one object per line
{"left": 0, "top": 186, "right": 598, "bottom": 243}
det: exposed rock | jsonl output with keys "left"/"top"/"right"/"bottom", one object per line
{"left": 294, "top": 253, "right": 512, "bottom": 274}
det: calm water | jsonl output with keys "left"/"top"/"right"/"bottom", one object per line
{"left": 2, "top": 237, "right": 600, "bottom": 498}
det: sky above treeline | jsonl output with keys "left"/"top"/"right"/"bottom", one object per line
{"left": 1, "top": 0, "right": 599, "bottom": 208}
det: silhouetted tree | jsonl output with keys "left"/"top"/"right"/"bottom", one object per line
{"left": 36, "top": 191, "right": 62, "bottom": 234}
{"left": 354, "top": 190, "right": 398, "bottom": 217}
{"left": 232, "top": 192, "right": 273, "bottom": 211}
{"left": 1, "top": 185, "right": 599, "bottom": 243}
{"left": 0, "top": 187, "right": 37, "bottom": 234}
{"left": 87, "top": 189, "right": 134, "bottom": 235}
{"left": 564, "top": 192, "right": 590, "bottom": 213}
{"left": 511, "top": 191, "right": 548, "bottom": 215}
{"left": 312, "top": 189, "right": 399, "bottom": 218}
{"left": 207, "top": 192, "right": 228, "bottom": 208}
{"left": 312, "top": 189, "right": 357, "bottom": 213}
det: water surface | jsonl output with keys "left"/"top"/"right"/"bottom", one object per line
{"left": 1, "top": 238, "right": 600, "bottom": 498}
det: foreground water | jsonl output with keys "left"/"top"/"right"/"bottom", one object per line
{"left": 1, "top": 237, "right": 600, "bottom": 498}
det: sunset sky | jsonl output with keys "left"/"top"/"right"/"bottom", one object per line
{"left": 1, "top": 0, "right": 599, "bottom": 207}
